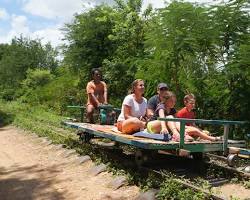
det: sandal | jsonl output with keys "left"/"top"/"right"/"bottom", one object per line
{"left": 172, "top": 133, "right": 180, "bottom": 142}
{"left": 214, "top": 136, "right": 223, "bottom": 141}
{"left": 185, "top": 134, "right": 194, "bottom": 142}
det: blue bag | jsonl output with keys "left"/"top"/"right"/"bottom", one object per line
{"left": 133, "top": 131, "right": 172, "bottom": 141}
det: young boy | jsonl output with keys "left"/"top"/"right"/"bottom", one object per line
{"left": 176, "top": 94, "right": 221, "bottom": 141}
{"left": 176, "top": 94, "right": 196, "bottom": 126}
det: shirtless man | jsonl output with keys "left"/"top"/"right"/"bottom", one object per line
{"left": 86, "top": 68, "right": 107, "bottom": 123}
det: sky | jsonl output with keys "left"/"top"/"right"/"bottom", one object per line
{"left": 0, "top": 0, "right": 224, "bottom": 48}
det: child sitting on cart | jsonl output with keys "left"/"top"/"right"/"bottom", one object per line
{"left": 146, "top": 91, "right": 194, "bottom": 142}
{"left": 176, "top": 94, "right": 221, "bottom": 141}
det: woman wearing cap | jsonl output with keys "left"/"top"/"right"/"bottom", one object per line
{"left": 147, "top": 83, "right": 169, "bottom": 121}
{"left": 116, "top": 79, "right": 147, "bottom": 134}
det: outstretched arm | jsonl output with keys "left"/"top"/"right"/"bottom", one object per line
{"left": 158, "top": 109, "right": 169, "bottom": 134}
{"left": 103, "top": 83, "right": 108, "bottom": 104}
{"left": 147, "top": 108, "right": 154, "bottom": 119}
{"left": 147, "top": 97, "right": 156, "bottom": 119}
{"left": 123, "top": 105, "right": 134, "bottom": 119}
{"left": 88, "top": 93, "right": 100, "bottom": 107}
{"left": 86, "top": 82, "right": 100, "bottom": 107}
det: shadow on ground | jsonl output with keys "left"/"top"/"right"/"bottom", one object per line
{"left": 0, "top": 163, "right": 69, "bottom": 200}
{"left": 0, "top": 110, "right": 14, "bottom": 127}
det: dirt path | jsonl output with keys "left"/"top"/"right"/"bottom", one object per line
{"left": 1, "top": 126, "right": 249, "bottom": 200}
{"left": 0, "top": 126, "right": 139, "bottom": 200}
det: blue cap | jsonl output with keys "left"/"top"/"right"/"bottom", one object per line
{"left": 157, "top": 83, "right": 169, "bottom": 90}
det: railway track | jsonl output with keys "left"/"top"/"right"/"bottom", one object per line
{"left": 205, "top": 153, "right": 250, "bottom": 179}
{"left": 123, "top": 156, "right": 228, "bottom": 200}
{"left": 145, "top": 168, "right": 227, "bottom": 200}
{"left": 135, "top": 153, "right": 249, "bottom": 200}
{"left": 30, "top": 126, "right": 249, "bottom": 200}
{"left": 82, "top": 139, "right": 249, "bottom": 199}
{"left": 87, "top": 137, "right": 250, "bottom": 180}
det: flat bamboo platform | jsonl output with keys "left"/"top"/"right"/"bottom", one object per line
{"left": 63, "top": 121, "right": 246, "bottom": 153}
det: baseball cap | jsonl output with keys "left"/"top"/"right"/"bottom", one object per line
{"left": 157, "top": 83, "right": 169, "bottom": 90}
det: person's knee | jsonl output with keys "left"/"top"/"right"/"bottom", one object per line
{"left": 186, "top": 129, "right": 199, "bottom": 136}
{"left": 133, "top": 118, "right": 145, "bottom": 129}
{"left": 87, "top": 105, "right": 95, "bottom": 114}
{"left": 133, "top": 117, "right": 142, "bottom": 125}
{"left": 86, "top": 105, "right": 95, "bottom": 123}
{"left": 122, "top": 118, "right": 142, "bottom": 134}
{"left": 186, "top": 126, "right": 201, "bottom": 134}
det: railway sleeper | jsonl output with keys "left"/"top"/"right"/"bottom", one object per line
{"left": 207, "top": 177, "right": 229, "bottom": 187}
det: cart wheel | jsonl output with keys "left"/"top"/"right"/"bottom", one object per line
{"left": 77, "top": 130, "right": 84, "bottom": 141}
{"left": 135, "top": 149, "right": 148, "bottom": 167}
{"left": 227, "top": 154, "right": 238, "bottom": 167}
{"left": 78, "top": 131, "right": 92, "bottom": 143}
{"left": 192, "top": 152, "right": 204, "bottom": 160}
{"left": 244, "top": 166, "right": 250, "bottom": 173}
{"left": 85, "top": 132, "right": 93, "bottom": 143}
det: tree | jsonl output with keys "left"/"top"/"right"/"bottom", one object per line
{"left": 200, "top": 0, "right": 250, "bottom": 120}
{"left": 62, "top": 5, "right": 116, "bottom": 84}
{"left": 0, "top": 36, "right": 58, "bottom": 100}
{"left": 102, "top": 0, "right": 151, "bottom": 104}
{"left": 138, "top": 1, "right": 214, "bottom": 99}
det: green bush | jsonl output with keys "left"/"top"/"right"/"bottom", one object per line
{"left": 156, "top": 177, "right": 206, "bottom": 200}
{"left": 22, "top": 68, "right": 54, "bottom": 89}
{"left": 19, "top": 66, "right": 83, "bottom": 113}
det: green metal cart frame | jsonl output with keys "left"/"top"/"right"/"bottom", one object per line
{"left": 63, "top": 118, "right": 247, "bottom": 155}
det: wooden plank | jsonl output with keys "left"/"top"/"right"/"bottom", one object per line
{"left": 64, "top": 121, "right": 180, "bottom": 150}
{"left": 63, "top": 121, "right": 246, "bottom": 152}
{"left": 228, "top": 147, "right": 240, "bottom": 154}
{"left": 229, "top": 147, "right": 250, "bottom": 158}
